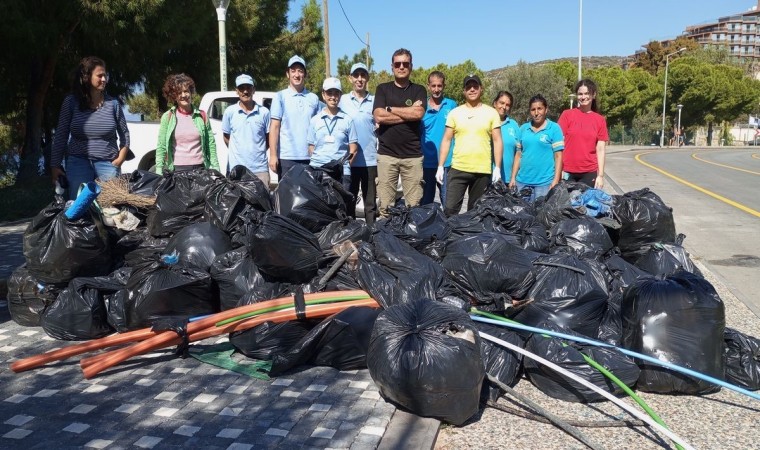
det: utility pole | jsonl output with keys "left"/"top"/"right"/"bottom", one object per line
{"left": 366, "top": 33, "right": 371, "bottom": 71}
{"left": 323, "top": 0, "right": 331, "bottom": 78}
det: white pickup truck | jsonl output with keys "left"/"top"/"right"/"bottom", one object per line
{"left": 121, "top": 90, "right": 277, "bottom": 180}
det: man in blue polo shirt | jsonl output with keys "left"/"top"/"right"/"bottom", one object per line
{"left": 339, "top": 62, "right": 378, "bottom": 224}
{"left": 268, "top": 55, "right": 321, "bottom": 180}
{"left": 421, "top": 70, "right": 457, "bottom": 205}
{"left": 222, "top": 74, "right": 271, "bottom": 185}
{"left": 308, "top": 77, "right": 358, "bottom": 191}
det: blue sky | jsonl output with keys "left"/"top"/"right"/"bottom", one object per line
{"left": 288, "top": 0, "right": 756, "bottom": 72}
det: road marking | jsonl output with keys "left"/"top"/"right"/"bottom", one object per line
{"left": 691, "top": 152, "right": 760, "bottom": 175}
{"left": 635, "top": 151, "right": 760, "bottom": 219}
{"left": 753, "top": 153, "right": 760, "bottom": 160}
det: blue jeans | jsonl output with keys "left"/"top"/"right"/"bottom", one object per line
{"left": 65, "top": 155, "right": 120, "bottom": 200}
{"left": 421, "top": 167, "right": 448, "bottom": 205}
{"left": 516, "top": 182, "right": 551, "bottom": 203}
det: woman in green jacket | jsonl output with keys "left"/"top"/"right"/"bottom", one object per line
{"left": 155, "top": 73, "right": 220, "bottom": 175}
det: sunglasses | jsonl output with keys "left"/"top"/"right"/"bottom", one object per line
{"left": 393, "top": 61, "right": 411, "bottom": 69}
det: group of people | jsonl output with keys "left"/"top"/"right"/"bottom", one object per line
{"left": 50, "top": 51, "right": 609, "bottom": 222}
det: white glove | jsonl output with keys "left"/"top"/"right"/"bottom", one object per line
{"left": 435, "top": 166, "right": 444, "bottom": 184}
{"left": 492, "top": 167, "right": 502, "bottom": 183}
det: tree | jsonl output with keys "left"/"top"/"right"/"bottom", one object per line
{"left": 337, "top": 49, "right": 374, "bottom": 77}
{"left": 488, "top": 61, "right": 567, "bottom": 121}
{"left": 633, "top": 36, "right": 699, "bottom": 75}
{"left": 126, "top": 93, "right": 160, "bottom": 121}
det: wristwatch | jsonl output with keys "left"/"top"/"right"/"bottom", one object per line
{"left": 385, "top": 106, "right": 392, "bottom": 113}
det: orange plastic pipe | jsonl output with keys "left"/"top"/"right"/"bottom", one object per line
{"left": 80, "top": 299, "right": 379, "bottom": 371}
{"left": 81, "top": 298, "right": 378, "bottom": 379}
{"left": 12, "top": 290, "right": 369, "bottom": 373}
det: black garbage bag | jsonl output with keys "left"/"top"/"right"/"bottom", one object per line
{"left": 230, "top": 320, "right": 319, "bottom": 361}
{"left": 269, "top": 306, "right": 381, "bottom": 375}
{"left": 524, "top": 321, "right": 640, "bottom": 403}
{"left": 474, "top": 180, "right": 537, "bottom": 218}
{"left": 23, "top": 197, "right": 111, "bottom": 284}
{"left": 210, "top": 247, "right": 257, "bottom": 310}
{"left": 441, "top": 232, "right": 539, "bottom": 312}
{"left": 40, "top": 272, "right": 130, "bottom": 340}
{"left": 128, "top": 170, "right": 163, "bottom": 196}
{"left": 356, "top": 230, "right": 444, "bottom": 309}
{"left": 634, "top": 234, "right": 701, "bottom": 277}
{"left": 536, "top": 182, "right": 588, "bottom": 230}
{"left": 102, "top": 267, "right": 132, "bottom": 332}
{"left": 375, "top": 204, "right": 450, "bottom": 251}
{"left": 273, "top": 164, "right": 352, "bottom": 232}
{"left": 147, "top": 168, "right": 223, "bottom": 237}
{"left": 125, "top": 254, "right": 216, "bottom": 330}
{"left": 614, "top": 188, "right": 676, "bottom": 262}
{"left": 164, "top": 222, "right": 233, "bottom": 271}
{"left": 723, "top": 328, "right": 760, "bottom": 390}
{"left": 315, "top": 218, "right": 371, "bottom": 252}
{"left": 473, "top": 321, "right": 525, "bottom": 402}
{"left": 550, "top": 217, "right": 613, "bottom": 260}
{"left": 116, "top": 228, "right": 170, "bottom": 267}
{"left": 622, "top": 271, "right": 725, "bottom": 394}
{"left": 446, "top": 208, "right": 513, "bottom": 239}
{"left": 7, "top": 265, "right": 62, "bottom": 326}
{"left": 368, "top": 299, "right": 484, "bottom": 425}
{"left": 598, "top": 252, "right": 650, "bottom": 346}
{"left": 243, "top": 212, "right": 323, "bottom": 283}
{"left": 204, "top": 166, "right": 272, "bottom": 233}
{"left": 512, "top": 253, "right": 609, "bottom": 338}
{"left": 520, "top": 222, "right": 551, "bottom": 253}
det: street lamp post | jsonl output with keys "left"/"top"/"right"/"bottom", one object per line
{"left": 660, "top": 47, "right": 687, "bottom": 147}
{"left": 676, "top": 104, "right": 683, "bottom": 147}
{"left": 213, "top": 0, "right": 231, "bottom": 91}
{"left": 578, "top": 0, "right": 583, "bottom": 81}
{"left": 569, "top": 94, "right": 576, "bottom": 109}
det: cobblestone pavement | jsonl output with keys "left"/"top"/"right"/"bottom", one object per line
{"left": 0, "top": 220, "right": 402, "bottom": 450}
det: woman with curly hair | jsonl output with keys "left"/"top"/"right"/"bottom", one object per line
{"left": 50, "top": 56, "right": 130, "bottom": 199}
{"left": 155, "top": 73, "right": 219, "bottom": 174}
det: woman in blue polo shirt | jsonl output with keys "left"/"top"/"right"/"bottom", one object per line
{"left": 509, "top": 94, "right": 564, "bottom": 202}
{"left": 308, "top": 77, "right": 358, "bottom": 190}
{"left": 492, "top": 90, "right": 520, "bottom": 182}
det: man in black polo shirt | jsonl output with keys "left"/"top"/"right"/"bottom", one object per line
{"left": 372, "top": 48, "right": 427, "bottom": 216}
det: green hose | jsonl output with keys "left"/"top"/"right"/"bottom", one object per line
{"left": 471, "top": 308, "right": 684, "bottom": 450}
{"left": 215, "top": 293, "right": 371, "bottom": 326}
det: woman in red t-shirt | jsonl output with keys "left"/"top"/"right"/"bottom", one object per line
{"left": 558, "top": 79, "right": 609, "bottom": 188}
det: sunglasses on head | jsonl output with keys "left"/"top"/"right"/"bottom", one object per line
{"left": 393, "top": 61, "right": 411, "bottom": 69}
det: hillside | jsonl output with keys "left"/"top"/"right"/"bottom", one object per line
{"left": 486, "top": 55, "right": 625, "bottom": 77}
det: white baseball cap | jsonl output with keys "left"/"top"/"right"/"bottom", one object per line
{"left": 288, "top": 55, "right": 306, "bottom": 68}
{"left": 235, "top": 74, "right": 255, "bottom": 87}
{"left": 350, "top": 62, "right": 369, "bottom": 75}
{"left": 322, "top": 77, "right": 342, "bottom": 92}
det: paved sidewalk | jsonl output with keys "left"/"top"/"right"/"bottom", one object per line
{"left": 0, "top": 220, "right": 443, "bottom": 450}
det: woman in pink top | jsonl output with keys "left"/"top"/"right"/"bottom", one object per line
{"left": 557, "top": 79, "right": 609, "bottom": 189}
{"left": 155, "top": 73, "right": 219, "bottom": 174}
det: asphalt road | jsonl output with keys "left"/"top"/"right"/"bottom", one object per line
{"left": 604, "top": 146, "right": 760, "bottom": 317}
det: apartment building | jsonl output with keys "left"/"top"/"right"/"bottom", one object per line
{"left": 684, "top": 1, "right": 760, "bottom": 64}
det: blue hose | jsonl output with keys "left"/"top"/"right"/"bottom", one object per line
{"left": 470, "top": 314, "right": 760, "bottom": 402}
{"left": 64, "top": 182, "right": 101, "bottom": 220}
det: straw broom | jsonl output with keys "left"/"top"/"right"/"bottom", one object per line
{"left": 97, "top": 175, "right": 156, "bottom": 208}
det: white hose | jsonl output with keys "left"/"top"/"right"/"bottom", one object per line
{"left": 479, "top": 331, "right": 696, "bottom": 450}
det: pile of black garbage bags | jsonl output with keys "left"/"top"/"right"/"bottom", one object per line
{"left": 9, "top": 173, "right": 760, "bottom": 426}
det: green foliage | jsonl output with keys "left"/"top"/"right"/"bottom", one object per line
{"left": 337, "top": 49, "right": 373, "bottom": 77}
{"left": 631, "top": 109, "right": 662, "bottom": 145}
{"left": 488, "top": 61, "right": 568, "bottom": 121}
{"left": 0, "top": 178, "right": 53, "bottom": 222}
{"left": 126, "top": 93, "right": 160, "bottom": 121}
{"left": 634, "top": 36, "right": 699, "bottom": 75}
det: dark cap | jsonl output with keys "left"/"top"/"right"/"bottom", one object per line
{"left": 463, "top": 74, "right": 482, "bottom": 88}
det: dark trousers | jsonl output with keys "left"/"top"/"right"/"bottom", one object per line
{"left": 566, "top": 171, "right": 597, "bottom": 188}
{"left": 421, "top": 167, "right": 447, "bottom": 206}
{"left": 348, "top": 166, "right": 378, "bottom": 225}
{"left": 444, "top": 168, "right": 490, "bottom": 217}
{"left": 277, "top": 159, "right": 310, "bottom": 180}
